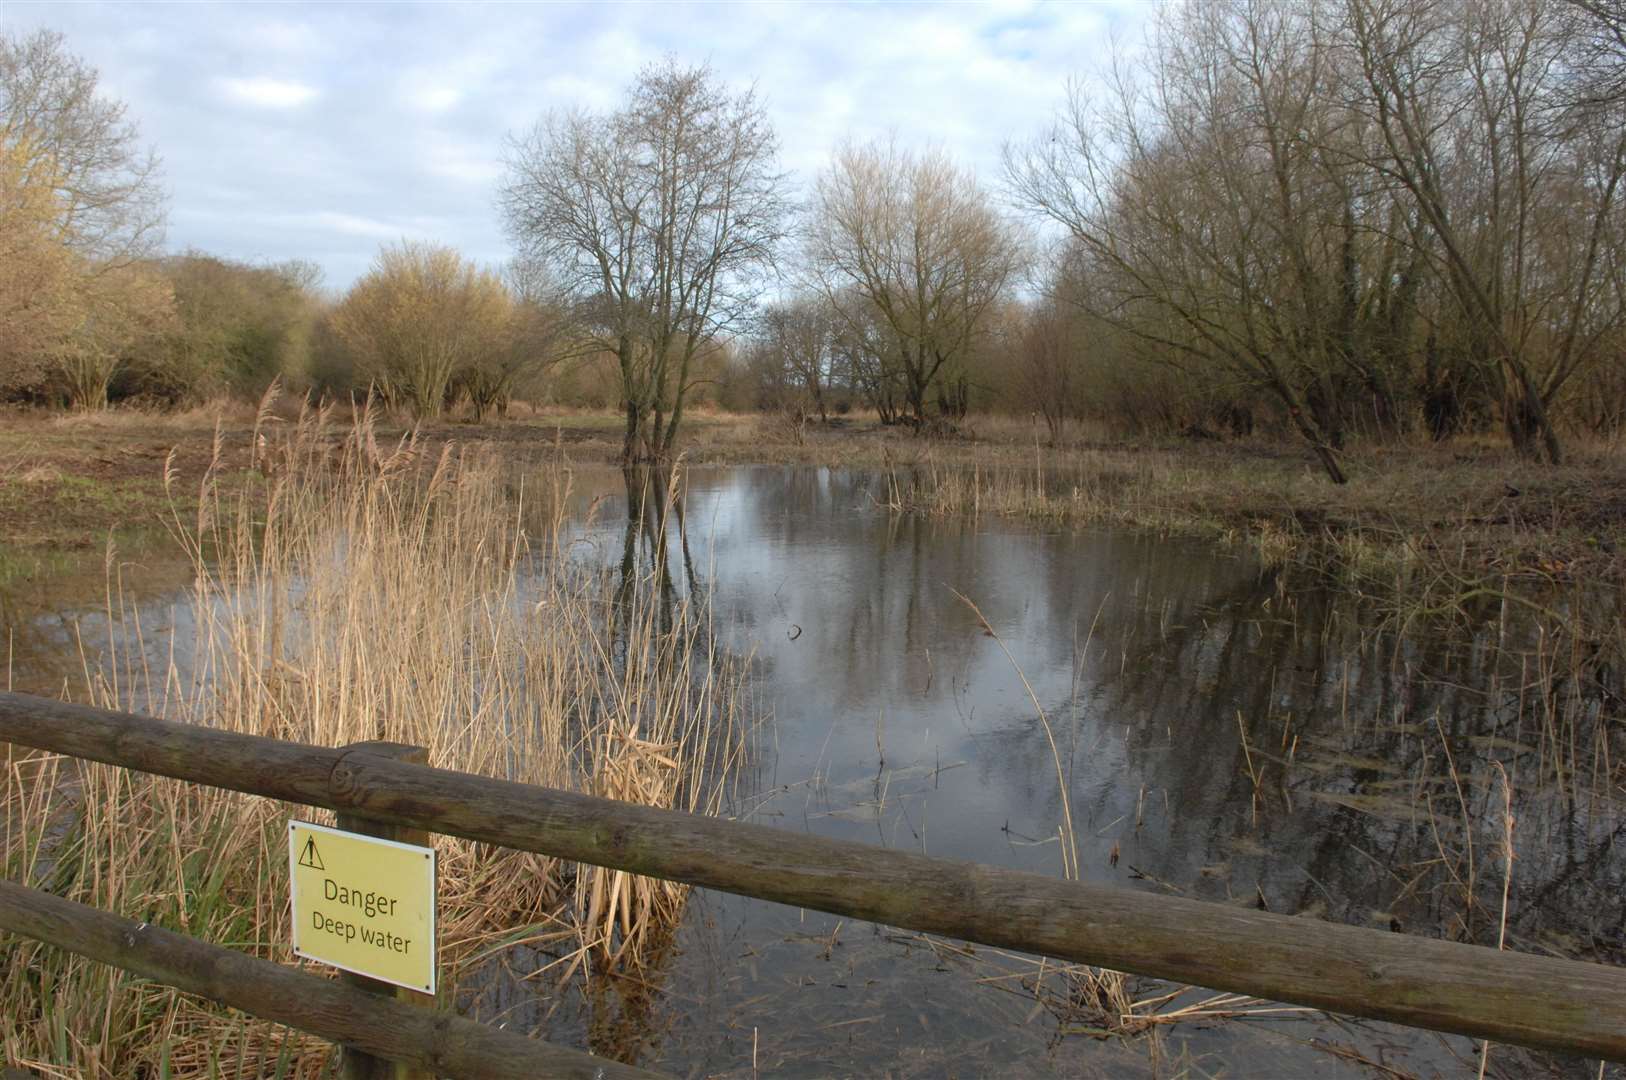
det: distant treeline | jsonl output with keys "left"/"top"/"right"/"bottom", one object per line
{"left": 5, "top": 2, "right": 1626, "bottom": 474}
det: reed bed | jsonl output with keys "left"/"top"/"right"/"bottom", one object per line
{"left": 1, "top": 400, "right": 755, "bottom": 1077}
{"left": 868, "top": 438, "right": 1626, "bottom": 595}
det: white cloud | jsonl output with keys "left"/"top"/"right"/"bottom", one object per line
{"left": 308, "top": 211, "right": 404, "bottom": 240}
{"left": 253, "top": 20, "right": 322, "bottom": 54}
{"left": 3, "top": 0, "right": 1152, "bottom": 288}
{"left": 218, "top": 76, "right": 319, "bottom": 109}
{"left": 419, "top": 137, "right": 502, "bottom": 185}
{"left": 536, "top": 73, "right": 615, "bottom": 113}
{"left": 406, "top": 84, "right": 462, "bottom": 114}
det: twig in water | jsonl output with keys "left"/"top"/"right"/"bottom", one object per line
{"left": 1476, "top": 762, "right": 1516, "bottom": 1080}
{"left": 1237, "top": 711, "right": 1261, "bottom": 825}
{"left": 949, "top": 586, "right": 1079, "bottom": 879}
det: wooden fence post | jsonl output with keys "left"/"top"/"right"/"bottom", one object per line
{"left": 336, "top": 741, "right": 435, "bottom": 1080}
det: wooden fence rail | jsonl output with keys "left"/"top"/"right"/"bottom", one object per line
{"left": 5, "top": 691, "right": 1626, "bottom": 1065}
{"left": 0, "top": 880, "right": 662, "bottom": 1080}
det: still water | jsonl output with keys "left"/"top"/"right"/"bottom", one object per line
{"left": 526, "top": 466, "right": 1621, "bottom": 1079}
{"left": 10, "top": 464, "right": 1621, "bottom": 1079}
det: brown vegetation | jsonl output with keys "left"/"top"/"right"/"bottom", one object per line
{"left": 1, "top": 406, "right": 755, "bottom": 1075}
{"left": 328, "top": 243, "right": 519, "bottom": 419}
{"left": 4, "top": 404, "right": 1619, "bottom": 601}
{"left": 10, "top": 9, "right": 1626, "bottom": 478}
{"left": 1005, "top": 0, "right": 1626, "bottom": 476}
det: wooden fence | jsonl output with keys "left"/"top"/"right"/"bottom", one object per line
{"left": 4, "top": 690, "right": 1626, "bottom": 1075}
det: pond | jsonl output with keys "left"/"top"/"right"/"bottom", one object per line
{"left": 9, "top": 463, "right": 1621, "bottom": 1079}
{"left": 534, "top": 465, "right": 1623, "bottom": 1079}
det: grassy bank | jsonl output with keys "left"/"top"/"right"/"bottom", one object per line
{"left": 0, "top": 402, "right": 273, "bottom": 559}
{"left": 1, "top": 406, "right": 754, "bottom": 1076}
{"left": 878, "top": 436, "right": 1626, "bottom": 588}
{"left": 5, "top": 404, "right": 1620, "bottom": 590}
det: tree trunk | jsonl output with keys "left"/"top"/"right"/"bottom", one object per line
{"left": 62, "top": 353, "right": 113, "bottom": 411}
{"left": 659, "top": 397, "right": 685, "bottom": 460}
{"left": 621, "top": 399, "right": 642, "bottom": 465}
{"left": 1502, "top": 368, "right": 1563, "bottom": 465}
{"left": 618, "top": 335, "right": 646, "bottom": 465}
{"left": 1296, "top": 419, "right": 1349, "bottom": 484}
{"left": 906, "top": 376, "right": 928, "bottom": 429}
{"left": 1261, "top": 364, "right": 1347, "bottom": 484}
{"left": 1283, "top": 393, "right": 1347, "bottom": 485}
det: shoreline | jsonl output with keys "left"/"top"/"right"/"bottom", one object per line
{"left": 3, "top": 405, "right": 1621, "bottom": 590}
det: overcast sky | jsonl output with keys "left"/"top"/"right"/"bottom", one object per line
{"left": 3, "top": 1, "right": 1146, "bottom": 290}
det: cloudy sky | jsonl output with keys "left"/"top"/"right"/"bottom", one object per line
{"left": 3, "top": 1, "right": 1147, "bottom": 290}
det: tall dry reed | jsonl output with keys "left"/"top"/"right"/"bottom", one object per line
{"left": 2, "top": 399, "right": 754, "bottom": 1077}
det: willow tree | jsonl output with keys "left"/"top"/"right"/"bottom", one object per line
{"left": 500, "top": 59, "right": 788, "bottom": 462}
{"left": 48, "top": 261, "right": 174, "bottom": 409}
{"left": 807, "top": 140, "right": 1019, "bottom": 428}
{"left": 1, "top": 29, "right": 170, "bottom": 405}
{"left": 0, "top": 29, "right": 165, "bottom": 266}
{"left": 0, "top": 139, "right": 74, "bottom": 381}
{"left": 1337, "top": 0, "right": 1626, "bottom": 464}
{"left": 139, "top": 253, "right": 321, "bottom": 401}
{"left": 749, "top": 295, "right": 840, "bottom": 421}
{"left": 329, "top": 242, "right": 513, "bottom": 418}
{"left": 1014, "top": 272, "right": 1093, "bottom": 443}
{"left": 1006, "top": 1, "right": 1385, "bottom": 483}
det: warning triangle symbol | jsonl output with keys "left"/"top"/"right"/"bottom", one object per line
{"left": 297, "top": 836, "right": 325, "bottom": 871}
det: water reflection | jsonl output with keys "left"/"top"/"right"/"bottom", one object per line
{"left": 545, "top": 466, "right": 1623, "bottom": 1076}
{"left": 0, "top": 542, "right": 199, "bottom": 700}
{"left": 18, "top": 464, "right": 1621, "bottom": 1077}
{"left": 615, "top": 465, "right": 706, "bottom": 641}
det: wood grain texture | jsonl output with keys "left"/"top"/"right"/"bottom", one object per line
{"left": 0, "top": 879, "right": 663, "bottom": 1079}
{"left": 3, "top": 690, "right": 1623, "bottom": 1062}
{"left": 336, "top": 741, "right": 434, "bottom": 1080}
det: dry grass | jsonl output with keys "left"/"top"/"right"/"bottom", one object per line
{"left": 893, "top": 931, "right": 1312, "bottom": 1061}
{"left": 863, "top": 434, "right": 1626, "bottom": 592}
{"left": 39, "top": 399, "right": 269, "bottom": 433}
{"left": 532, "top": 407, "right": 1620, "bottom": 602}
{"left": 9, "top": 395, "right": 1621, "bottom": 589}
{"left": 1, "top": 399, "right": 755, "bottom": 1077}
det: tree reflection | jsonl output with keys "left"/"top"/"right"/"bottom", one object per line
{"left": 614, "top": 465, "right": 705, "bottom": 649}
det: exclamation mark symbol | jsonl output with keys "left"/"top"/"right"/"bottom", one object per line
{"left": 298, "top": 835, "right": 325, "bottom": 871}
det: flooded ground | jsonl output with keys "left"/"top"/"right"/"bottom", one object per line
{"left": 9, "top": 464, "right": 1622, "bottom": 1078}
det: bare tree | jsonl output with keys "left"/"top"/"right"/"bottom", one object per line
{"left": 829, "top": 288, "right": 906, "bottom": 424}
{"left": 1013, "top": 264, "right": 1092, "bottom": 442}
{"left": 751, "top": 294, "right": 839, "bottom": 421}
{"left": 1336, "top": 0, "right": 1626, "bottom": 462}
{"left": 807, "top": 140, "right": 1019, "bottom": 428}
{"left": 501, "top": 59, "right": 787, "bottom": 462}
{"left": 1564, "top": 0, "right": 1626, "bottom": 117}
{"left": 452, "top": 257, "right": 568, "bottom": 420}
{"left": 1006, "top": 2, "right": 1387, "bottom": 482}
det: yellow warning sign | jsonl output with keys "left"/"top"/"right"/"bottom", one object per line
{"left": 288, "top": 820, "right": 436, "bottom": 994}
